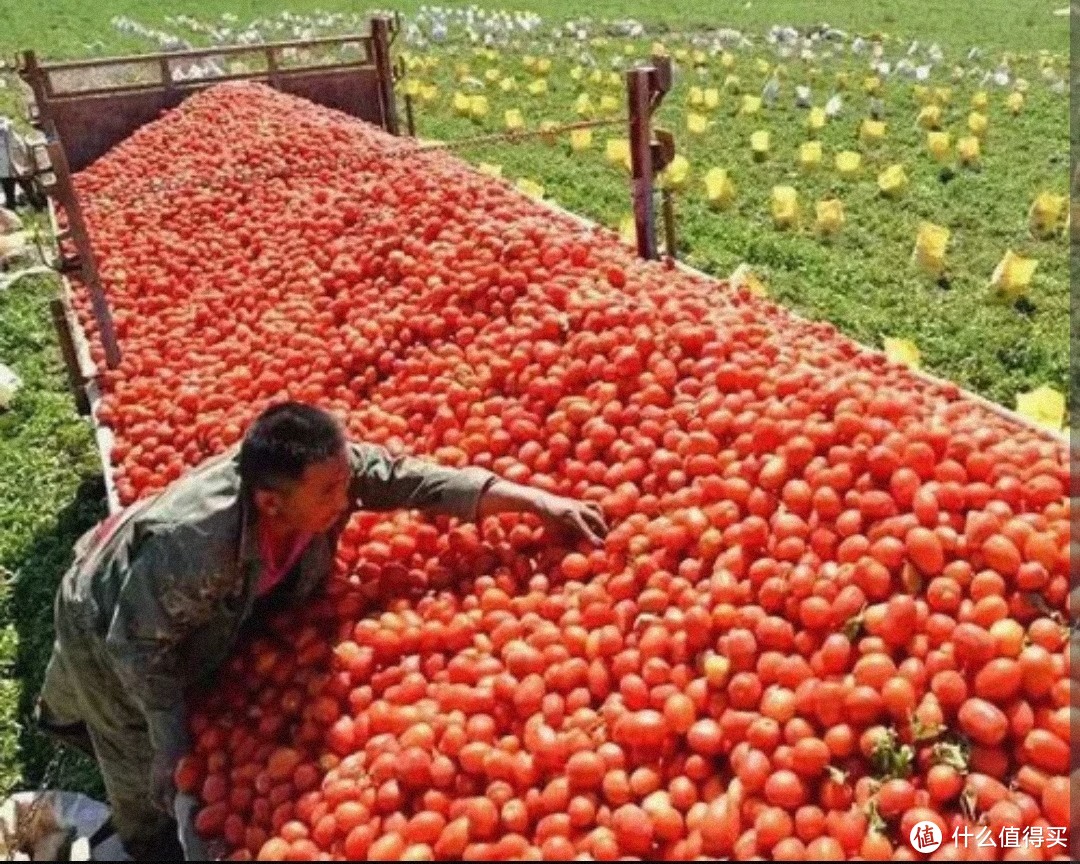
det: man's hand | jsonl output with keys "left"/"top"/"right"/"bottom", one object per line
{"left": 526, "top": 490, "right": 609, "bottom": 547}
{"left": 150, "top": 749, "right": 179, "bottom": 815}
{"left": 478, "top": 480, "right": 610, "bottom": 546}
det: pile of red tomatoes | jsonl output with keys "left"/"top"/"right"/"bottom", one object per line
{"left": 70, "top": 84, "right": 1071, "bottom": 860}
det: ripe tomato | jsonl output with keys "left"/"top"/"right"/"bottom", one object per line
{"left": 91, "top": 85, "right": 1071, "bottom": 863}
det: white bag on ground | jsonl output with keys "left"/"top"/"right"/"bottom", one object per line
{"left": 0, "top": 265, "right": 54, "bottom": 294}
{"left": 0, "top": 232, "right": 27, "bottom": 263}
{"left": 0, "top": 209, "right": 20, "bottom": 235}
{"left": 0, "top": 363, "right": 20, "bottom": 410}
{"left": 0, "top": 791, "right": 129, "bottom": 861}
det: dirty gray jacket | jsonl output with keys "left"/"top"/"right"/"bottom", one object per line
{"left": 56, "top": 441, "right": 497, "bottom": 762}
{"left": 0, "top": 119, "right": 31, "bottom": 179}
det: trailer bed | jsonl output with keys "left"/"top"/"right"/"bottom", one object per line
{"left": 20, "top": 21, "right": 399, "bottom": 173}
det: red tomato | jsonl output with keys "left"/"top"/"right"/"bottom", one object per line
{"left": 958, "top": 698, "right": 1009, "bottom": 746}
{"left": 90, "top": 85, "right": 1070, "bottom": 862}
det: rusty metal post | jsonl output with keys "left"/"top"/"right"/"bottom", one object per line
{"left": 626, "top": 66, "right": 657, "bottom": 260}
{"left": 49, "top": 298, "right": 91, "bottom": 415}
{"left": 159, "top": 55, "right": 174, "bottom": 93}
{"left": 266, "top": 45, "right": 281, "bottom": 89}
{"left": 660, "top": 188, "right": 677, "bottom": 259}
{"left": 20, "top": 51, "right": 57, "bottom": 140}
{"left": 404, "top": 92, "right": 416, "bottom": 137}
{"left": 45, "top": 141, "right": 121, "bottom": 369}
{"left": 371, "top": 16, "right": 399, "bottom": 135}
{"left": 395, "top": 57, "right": 416, "bottom": 137}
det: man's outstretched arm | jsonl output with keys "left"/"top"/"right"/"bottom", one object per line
{"left": 349, "top": 441, "right": 608, "bottom": 544}
{"left": 476, "top": 478, "right": 608, "bottom": 546}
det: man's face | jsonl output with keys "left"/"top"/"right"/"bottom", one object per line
{"left": 261, "top": 448, "right": 352, "bottom": 534}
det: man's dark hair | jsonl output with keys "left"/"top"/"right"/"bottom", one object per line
{"left": 238, "top": 402, "right": 347, "bottom": 490}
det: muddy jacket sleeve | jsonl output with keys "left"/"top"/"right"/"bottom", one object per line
{"left": 348, "top": 441, "right": 498, "bottom": 521}
{"left": 102, "top": 528, "right": 222, "bottom": 760}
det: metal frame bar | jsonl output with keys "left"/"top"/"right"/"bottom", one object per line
{"left": 19, "top": 23, "right": 391, "bottom": 137}
{"left": 44, "top": 141, "right": 121, "bottom": 368}
{"left": 35, "top": 34, "right": 374, "bottom": 75}
{"left": 49, "top": 297, "right": 90, "bottom": 415}
{"left": 57, "top": 278, "right": 121, "bottom": 513}
{"left": 660, "top": 189, "right": 677, "bottom": 258}
{"left": 626, "top": 66, "right": 657, "bottom": 261}
{"left": 266, "top": 45, "right": 281, "bottom": 89}
{"left": 416, "top": 116, "right": 625, "bottom": 151}
{"left": 33, "top": 61, "right": 373, "bottom": 101}
{"left": 20, "top": 52, "right": 54, "bottom": 138}
{"left": 370, "top": 16, "right": 399, "bottom": 135}
{"left": 44, "top": 197, "right": 73, "bottom": 268}
{"left": 395, "top": 56, "right": 416, "bottom": 137}
{"left": 625, "top": 57, "right": 675, "bottom": 262}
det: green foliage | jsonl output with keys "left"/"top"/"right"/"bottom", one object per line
{"left": 409, "top": 40, "right": 1068, "bottom": 408}
{"left": 0, "top": 0, "right": 1068, "bottom": 60}
{"left": 0, "top": 276, "right": 105, "bottom": 797}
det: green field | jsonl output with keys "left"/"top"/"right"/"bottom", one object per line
{"left": 411, "top": 45, "right": 1068, "bottom": 410}
{"left": 0, "top": 0, "right": 1070, "bottom": 806}
{"left": 0, "top": 0, "right": 1070, "bottom": 59}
